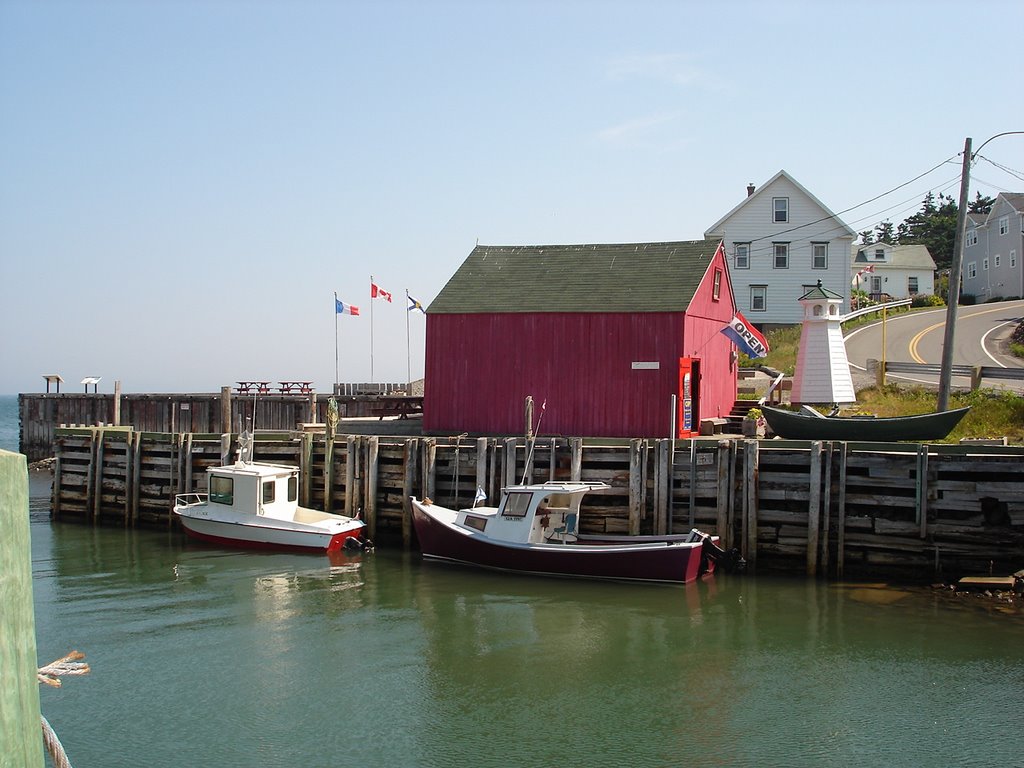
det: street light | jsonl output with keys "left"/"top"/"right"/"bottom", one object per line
{"left": 936, "top": 131, "right": 1024, "bottom": 411}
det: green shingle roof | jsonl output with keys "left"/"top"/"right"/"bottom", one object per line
{"left": 429, "top": 239, "right": 721, "bottom": 313}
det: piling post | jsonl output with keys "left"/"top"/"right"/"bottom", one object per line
{"left": 131, "top": 431, "right": 142, "bottom": 525}
{"left": 402, "top": 438, "right": 419, "bottom": 547}
{"left": 743, "top": 439, "right": 758, "bottom": 568}
{"left": 570, "top": 437, "right": 583, "bottom": 481}
{"left": 917, "top": 444, "right": 930, "bottom": 538}
{"left": 503, "top": 438, "right": 517, "bottom": 488}
{"left": 220, "top": 386, "right": 232, "bottom": 433}
{"left": 113, "top": 379, "right": 122, "bottom": 426}
{"left": 0, "top": 450, "right": 45, "bottom": 767}
{"left": 716, "top": 439, "right": 731, "bottom": 547}
{"left": 418, "top": 438, "right": 434, "bottom": 504}
{"left": 300, "top": 431, "right": 313, "bottom": 507}
{"left": 837, "top": 442, "right": 848, "bottom": 578}
{"left": 821, "top": 442, "right": 833, "bottom": 573}
{"left": 475, "top": 438, "right": 488, "bottom": 501}
{"left": 807, "top": 441, "right": 823, "bottom": 577}
{"left": 323, "top": 430, "right": 336, "bottom": 514}
{"left": 92, "top": 428, "right": 106, "bottom": 522}
{"left": 344, "top": 435, "right": 356, "bottom": 516}
{"left": 366, "top": 436, "right": 379, "bottom": 541}
{"left": 628, "top": 439, "right": 643, "bottom": 536}
{"left": 653, "top": 439, "right": 669, "bottom": 535}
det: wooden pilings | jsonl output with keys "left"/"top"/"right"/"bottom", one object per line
{"left": 49, "top": 427, "right": 1024, "bottom": 579}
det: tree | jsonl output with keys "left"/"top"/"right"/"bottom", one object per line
{"left": 858, "top": 230, "right": 874, "bottom": 245}
{"left": 969, "top": 192, "right": 995, "bottom": 214}
{"left": 895, "top": 192, "right": 959, "bottom": 269}
{"left": 874, "top": 220, "right": 896, "bottom": 244}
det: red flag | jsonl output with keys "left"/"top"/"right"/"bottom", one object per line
{"left": 371, "top": 282, "right": 393, "bottom": 302}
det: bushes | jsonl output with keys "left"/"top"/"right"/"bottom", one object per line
{"left": 910, "top": 294, "right": 945, "bottom": 307}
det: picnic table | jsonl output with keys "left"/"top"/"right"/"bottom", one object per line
{"left": 370, "top": 396, "right": 424, "bottom": 419}
{"left": 236, "top": 381, "right": 271, "bottom": 394}
{"left": 278, "top": 381, "right": 314, "bottom": 394}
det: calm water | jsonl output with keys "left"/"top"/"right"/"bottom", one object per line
{"left": 9, "top": 394, "right": 1024, "bottom": 767}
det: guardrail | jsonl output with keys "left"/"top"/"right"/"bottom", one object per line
{"left": 875, "top": 360, "right": 1024, "bottom": 388}
{"left": 841, "top": 298, "right": 912, "bottom": 324}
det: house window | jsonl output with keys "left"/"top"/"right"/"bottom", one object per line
{"left": 995, "top": 254, "right": 1001, "bottom": 268}
{"left": 966, "top": 229, "right": 978, "bottom": 247}
{"left": 999, "top": 216, "right": 1009, "bottom": 235}
{"left": 908, "top": 276, "right": 919, "bottom": 294}
{"left": 967, "top": 262, "right": 977, "bottom": 279}
{"left": 773, "top": 243, "right": 789, "bottom": 269}
{"left": 734, "top": 242, "right": 750, "bottom": 269}
{"left": 1012, "top": 250, "right": 1017, "bottom": 268}
{"left": 874, "top": 248, "right": 885, "bottom": 260}
{"left": 811, "top": 242, "right": 828, "bottom": 269}
{"left": 983, "top": 258, "right": 989, "bottom": 271}
{"left": 773, "top": 197, "right": 789, "bottom": 223}
{"left": 750, "top": 285, "right": 767, "bottom": 312}
{"left": 712, "top": 269, "right": 722, "bottom": 301}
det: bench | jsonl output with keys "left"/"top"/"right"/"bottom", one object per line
{"left": 699, "top": 417, "right": 729, "bottom": 436}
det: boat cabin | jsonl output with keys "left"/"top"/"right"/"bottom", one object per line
{"left": 207, "top": 462, "right": 301, "bottom": 522}
{"left": 455, "top": 481, "right": 608, "bottom": 545}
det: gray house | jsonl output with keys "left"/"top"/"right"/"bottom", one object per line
{"left": 961, "top": 192, "right": 1024, "bottom": 301}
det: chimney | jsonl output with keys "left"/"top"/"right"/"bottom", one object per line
{"left": 746, "top": 183, "right": 756, "bottom": 197}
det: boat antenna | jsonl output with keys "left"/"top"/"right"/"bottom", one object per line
{"left": 520, "top": 399, "right": 547, "bottom": 484}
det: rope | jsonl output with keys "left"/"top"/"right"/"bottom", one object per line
{"left": 41, "top": 716, "right": 74, "bottom": 768}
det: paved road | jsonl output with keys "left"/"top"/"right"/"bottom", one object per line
{"left": 844, "top": 299, "right": 1024, "bottom": 391}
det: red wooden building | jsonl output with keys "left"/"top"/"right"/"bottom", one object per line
{"left": 422, "top": 239, "right": 738, "bottom": 438}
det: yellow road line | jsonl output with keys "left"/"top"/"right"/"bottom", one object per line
{"left": 907, "top": 305, "right": 1021, "bottom": 363}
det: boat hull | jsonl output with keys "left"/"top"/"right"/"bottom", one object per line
{"left": 176, "top": 514, "right": 364, "bottom": 553}
{"left": 411, "top": 502, "right": 711, "bottom": 584}
{"left": 761, "top": 405, "right": 971, "bottom": 442}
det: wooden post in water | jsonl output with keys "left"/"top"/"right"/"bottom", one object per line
{"left": 653, "top": 439, "right": 669, "bottom": 535}
{"left": 837, "top": 442, "right": 848, "bottom": 578}
{"left": 323, "top": 426, "right": 336, "bottom": 514}
{"left": 365, "top": 436, "right": 379, "bottom": 541}
{"left": 424, "top": 438, "right": 437, "bottom": 503}
{"left": 0, "top": 449, "right": 45, "bottom": 767}
{"left": 344, "top": 435, "right": 356, "bottom": 516}
{"left": 917, "top": 444, "right": 930, "bottom": 539}
{"left": 570, "top": 438, "right": 582, "bottom": 482}
{"left": 402, "top": 438, "right": 418, "bottom": 547}
{"left": 716, "top": 439, "right": 731, "bottom": 547}
{"left": 628, "top": 439, "right": 642, "bottom": 536}
{"left": 821, "top": 442, "right": 833, "bottom": 574}
{"left": 299, "top": 431, "right": 313, "bottom": 507}
{"left": 503, "top": 438, "right": 517, "bottom": 488}
{"left": 743, "top": 439, "right": 758, "bottom": 568}
{"left": 475, "top": 438, "right": 487, "bottom": 501}
{"left": 807, "top": 441, "right": 823, "bottom": 577}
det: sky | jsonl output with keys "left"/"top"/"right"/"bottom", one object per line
{"left": 2, "top": 0, "right": 1022, "bottom": 395}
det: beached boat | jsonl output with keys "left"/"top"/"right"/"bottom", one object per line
{"left": 760, "top": 404, "right": 970, "bottom": 442}
{"left": 173, "top": 433, "right": 367, "bottom": 553}
{"left": 410, "top": 481, "right": 739, "bottom": 584}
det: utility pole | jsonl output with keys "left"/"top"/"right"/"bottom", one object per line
{"left": 937, "top": 137, "right": 972, "bottom": 411}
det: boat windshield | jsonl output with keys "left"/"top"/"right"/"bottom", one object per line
{"left": 500, "top": 492, "right": 532, "bottom": 519}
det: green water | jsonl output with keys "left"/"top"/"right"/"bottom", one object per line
{"left": 28, "top": 473, "right": 1024, "bottom": 768}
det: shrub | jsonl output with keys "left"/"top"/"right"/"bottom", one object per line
{"left": 910, "top": 294, "right": 945, "bottom": 308}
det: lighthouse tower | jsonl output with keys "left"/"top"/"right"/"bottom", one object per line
{"left": 790, "top": 280, "right": 856, "bottom": 405}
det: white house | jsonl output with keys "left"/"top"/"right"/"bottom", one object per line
{"left": 961, "top": 192, "right": 1024, "bottom": 301}
{"left": 705, "top": 170, "right": 857, "bottom": 326}
{"left": 850, "top": 243, "right": 936, "bottom": 299}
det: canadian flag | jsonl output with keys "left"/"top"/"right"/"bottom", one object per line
{"left": 371, "top": 282, "right": 393, "bottom": 302}
{"left": 856, "top": 264, "right": 876, "bottom": 278}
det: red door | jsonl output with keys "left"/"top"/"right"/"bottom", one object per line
{"left": 677, "top": 358, "right": 701, "bottom": 438}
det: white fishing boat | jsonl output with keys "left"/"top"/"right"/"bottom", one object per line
{"left": 174, "top": 432, "right": 367, "bottom": 553}
{"left": 411, "top": 481, "right": 741, "bottom": 584}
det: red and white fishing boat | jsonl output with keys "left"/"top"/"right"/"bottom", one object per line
{"left": 174, "top": 433, "right": 367, "bottom": 553}
{"left": 411, "top": 481, "right": 737, "bottom": 584}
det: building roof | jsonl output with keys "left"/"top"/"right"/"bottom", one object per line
{"left": 429, "top": 239, "right": 723, "bottom": 313}
{"left": 1001, "top": 193, "right": 1024, "bottom": 212}
{"left": 799, "top": 280, "right": 844, "bottom": 301}
{"left": 851, "top": 243, "right": 936, "bottom": 269}
{"left": 704, "top": 169, "right": 857, "bottom": 238}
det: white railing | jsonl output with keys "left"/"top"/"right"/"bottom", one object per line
{"left": 841, "top": 298, "right": 912, "bottom": 324}
{"left": 174, "top": 492, "right": 207, "bottom": 509}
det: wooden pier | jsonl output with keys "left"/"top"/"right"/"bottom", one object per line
{"left": 48, "top": 426, "right": 1024, "bottom": 580}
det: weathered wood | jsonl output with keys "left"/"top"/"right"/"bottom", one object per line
{"left": 806, "top": 441, "right": 822, "bottom": 577}
{"left": 570, "top": 438, "right": 582, "bottom": 482}
{"left": 366, "top": 437, "right": 379, "bottom": 541}
{"left": 628, "top": 439, "right": 642, "bottom": 536}
{"left": 744, "top": 439, "right": 758, "bottom": 568}
{"left": 402, "top": 438, "right": 418, "bottom": 547}
{"left": 424, "top": 438, "right": 437, "bottom": 503}
{"left": 917, "top": 444, "right": 929, "bottom": 538}
{"left": 504, "top": 438, "right": 516, "bottom": 488}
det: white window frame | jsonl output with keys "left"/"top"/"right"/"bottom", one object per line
{"left": 772, "top": 197, "right": 789, "bottom": 223}
{"left": 750, "top": 285, "right": 767, "bottom": 312}
{"left": 908, "top": 276, "right": 919, "bottom": 294}
{"left": 967, "top": 262, "right": 977, "bottom": 280}
{"left": 734, "top": 242, "right": 750, "bottom": 269}
{"left": 966, "top": 229, "right": 978, "bottom": 247}
{"left": 874, "top": 248, "right": 885, "bottom": 261}
{"left": 1011, "top": 250, "right": 1017, "bottom": 268}
{"left": 773, "top": 242, "right": 790, "bottom": 269}
{"left": 995, "top": 254, "right": 1001, "bottom": 268}
{"left": 811, "top": 242, "right": 828, "bottom": 269}
{"left": 983, "top": 257, "right": 989, "bottom": 271}
{"left": 999, "top": 216, "right": 1009, "bottom": 235}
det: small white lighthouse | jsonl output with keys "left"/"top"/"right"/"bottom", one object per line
{"left": 790, "top": 280, "right": 856, "bottom": 405}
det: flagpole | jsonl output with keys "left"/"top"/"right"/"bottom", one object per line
{"left": 405, "top": 289, "right": 412, "bottom": 389}
{"left": 374, "top": 276, "right": 378, "bottom": 385}
{"left": 334, "top": 291, "right": 339, "bottom": 395}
